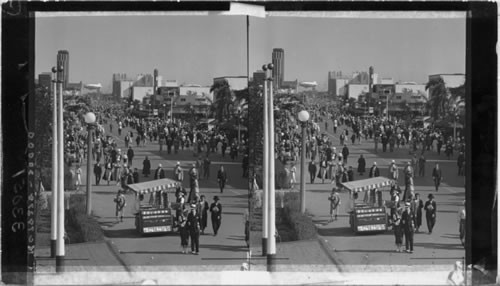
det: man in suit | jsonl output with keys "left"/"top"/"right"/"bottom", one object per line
{"left": 369, "top": 162, "right": 380, "bottom": 178}
{"left": 187, "top": 204, "right": 201, "bottom": 254}
{"left": 401, "top": 201, "right": 415, "bottom": 253}
{"left": 154, "top": 163, "right": 165, "bottom": 180}
{"left": 217, "top": 165, "right": 228, "bottom": 193}
{"left": 210, "top": 196, "right": 222, "bottom": 236}
{"left": 94, "top": 163, "right": 102, "bottom": 186}
{"left": 308, "top": 161, "right": 317, "bottom": 184}
{"left": 432, "top": 163, "right": 443, "bottom": 192}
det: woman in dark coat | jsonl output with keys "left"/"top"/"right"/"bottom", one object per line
{"left": 178, "top": 210, "right": 189, "bottom": 254}
{"left": 142, "top": 156, "right": 151, "bottom": 177}
{"left": 357, "top": 154, "right": 366, "bottom": 176}
{"left": 198, "top": 195, "right": 209, "bottom": 234}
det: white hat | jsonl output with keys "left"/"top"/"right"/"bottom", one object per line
{"left": 391, "top": 160, "right": 395, "bottom": 164}
{"left": 158, "top": 163, "right": 162, "bottom": 167}
{"left": 176, "top": 161, "right": 180, "bottom": 165}
{"left": 373, "top": 162, "right": 377, "bottom": 165}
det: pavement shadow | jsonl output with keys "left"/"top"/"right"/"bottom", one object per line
{"left": 200, "top": 243, "right": 248, "bottom": 252}
{"left": 103, "top": 228, "right": 144, "bottom": 239}
{"left": 414, "top": 242, "right": 464, "bottom": 250}
{"left": 226, "top": 235, "right": 245, "bottom": 241}
{"left": 119, "top": 250, "right": 182, "bottom": 255}
{"left": 222, "top": 211, "right": 244, "bottom": 216}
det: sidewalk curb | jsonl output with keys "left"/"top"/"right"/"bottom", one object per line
{"left": 316, "top": 235, "right": 345, "bottom": 273}
{"left": 104, "top": 239, "right": 132, "bottom": 273}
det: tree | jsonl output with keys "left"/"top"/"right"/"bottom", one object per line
{"left": 425, "top": 77, "right": 448, "bottom": 121}
{"left": 210, "top": 80, "right": 234, "bottom": 122}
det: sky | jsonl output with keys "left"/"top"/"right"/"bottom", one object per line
{"left": 36, "top": 13, "right": 465, "bottom": 92}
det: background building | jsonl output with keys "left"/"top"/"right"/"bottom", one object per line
{"left": 272, "top": 48, "right": 285, "bottom": 89}
{"left": 213, "top": 76, "right": 248, "bottom": 91}
{"left": 252, "top": 70, "right": 266, "bottom": 88}
{"left": 38, "top": 72, "right": 52, "bottom": 92}
{"left": 57, "top": 50, "right": 69, "bottom": 89}
{"left": 428, "top": 73, "right": 465, "bottom": 88}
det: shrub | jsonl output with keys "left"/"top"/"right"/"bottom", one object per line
{"left": 66, "top": 194, "right": 104, "bottom": 243}
{"left": 282, "top": 192, "right": 317, "bottom": 240}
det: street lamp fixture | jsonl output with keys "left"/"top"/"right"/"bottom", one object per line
{"left": 297, "top": 110, "right": 309, "bottom": 214}
{"left": 83, "top": 112, "right": 96, "bottom": 216}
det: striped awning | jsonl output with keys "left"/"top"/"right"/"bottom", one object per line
{"left": 126, "top": 178, "right": 181, "bottom": 195}
{"left": 340, "top": 177, "right": 395, "bottom": 193}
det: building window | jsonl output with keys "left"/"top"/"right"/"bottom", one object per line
{"left": 396, "top": 96, "right": 402, "bottom": 100}
{"left": 379, "top": 95, "right": 387, "bottom": 100}
{"left": 384, "top": 90, "right": 391, "bottom": 94}
{"left": 180, "top": 98, "right": 186, "bottom": 102}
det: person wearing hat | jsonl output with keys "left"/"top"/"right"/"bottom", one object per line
{"left": 432, "top": 163, "right": 443, "bottom": 192}
{"left": 308, "top": 160, "right": 317, "bottom": 184}
{"left": 217, "top": 165, "right": 228, "bottom": 193}
{"left": 418, "top": 154, "right": 426, "bottom": 177}
{"left": 186, "top": 204, "right": 201, "bottom": 254}
{"left": 457, "top": 152, "right": 465, "bottom": 176}
{"left": 154, "top": 163, "right": 165, "bottom": 180}
{"left": 177, "top": 207, "right": 189, "bottom": 254}
{"left": 458, "top": 200, "right": 466, "bottom": 245}
{"left": 198, "top": 195, "right": 210, "bottom": 234}
{"left": 113, "top": 189, "right": 126, "bottom": 223}
{"left": 401, "top": 201, "right": 416, "bottom": 253}
{"left": 142, "top": 155, "right": 151, "bottom": 178}
{"left": 388, "top": 160, "right": 399, "bottom": 182}
{"left": 357, "top": 154, "right": 366, "bottom": 176}
{"left": 328, "top": 187, "right": 341, "bottom": 222}
{"left": 210, "top": 196, "right": 222, "bottom": 236}
{"left": 413, "top": 193, "right": 424, "bottom": 233}
{"left": 404, "top": 161, "right": 414, "bottom": 188}
{"left": 424, "top": 193, "right": 437, "bottom": 234}
{"left": 173, "top": 162, "right": 184, "bottom": 182}
{"left": 369, "top": 162, "right": 380, "bottom": 178}
{"left": 392, "top": 205, "right": 404, "bottom": 252}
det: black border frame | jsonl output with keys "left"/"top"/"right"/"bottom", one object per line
{"left": 1, "top": 1, "right": 496, "bottom": 284}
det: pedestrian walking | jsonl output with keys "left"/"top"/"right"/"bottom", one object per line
{"left": 290, "top": 163, "right": 297, "bottom": 187}
{"left": 318, "top": 158, "right": 328, "bottom": 184}
{"left": 188, "top": 164, "right": 199, "bottom": 202}
{"left": 424, "top": 193, "right": 437, "bottom": 234}
{"left": 401, "top": 201, "right": 415, "bottom": 253}
{"left": 178, "top": 209, "right": 189, "bottom": 254}
{"left": 104, "top": 160, "right": 113, "bottom": 185}
{"left": 388, "top": 160, "right": 399, "bottom": 182}
{"left": 457, "top": 152, "right": 465, "bottom": 176}
{"left": 347, "top": 166, "right": 354, "bottom": 181}
{"left": 217, "top": 165, "right": 227, "bottom": 193}
{"left": 342, "top": 144, "right": 349, "bottom": 165}
{"left": 173, "top": 162, "right": 184, "bottom": 182}
{"left": 154, "top": 163, "right": 166, "bottom": 180}
{"left": 432, "top": 163, "right": 442, "bottom": 192}
{"left": 242, "top": 154, "right": 249, "bottom": 178}
{"left": 413, "top": 193, "right": 424, "bottom": 232}
{"left": 369, "top": 162, "right": 380, "bottom": 178}
{"left": 210, "top": 196, "right": 222, "bottom": 236}
{"left": 127, "top": 146, "right": 134, "bottom": 167}
{"left": 142, "top": 156, "right": 151, "bottom": 177}
{"left": 75, "top": 165, "right": 82, "bottom": 191}
{"left": 198, "top": 195, "right": 209, "bottom": 234}
{"left": 328, "top": 187, "right": 341, "bottom": 222}
{"left": 203, "top": 156, "right": 211, "bottom": 179}
{"left": 357, "top": 154, "right": 366, "bottom": 176}
{"left": 94, "top": 163, "right": 102, "bottom": 186}
{"left": 418, "top": 154, "right": 426, "bottom": 177}
{"left": 187, "top": 204, "right": 201, "bottom": 254}
{"left": 114, "top": 190, "right": 126, "bottom": 222}
{"left": 392, "top": 207, "right": 403, "bottom": 252}
{"left": 244, "top": 210, "right": 250, "bottom": 248}
{"left": 308, "top": 161, "right": 317, "bottom": 184}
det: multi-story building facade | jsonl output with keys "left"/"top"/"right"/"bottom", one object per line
{"left": 57, "top": 50, "right": 69, "bottom": 89}
{"left": 272, "top": 48, "right": 285, "bottom": 89}
{"left": 38, "top": 72, "right": 52, "bottom": 92}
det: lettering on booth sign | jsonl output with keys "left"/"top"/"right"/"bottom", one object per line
{"left": 26, "top": 131, "right": 36, "bottom": 269}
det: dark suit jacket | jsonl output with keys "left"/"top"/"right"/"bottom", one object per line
{"left": 154, "top": 168, "right": 165, "bottom": 179}
{"left": 369, "top": 166, "right": 380, "bottom": 178}
{"left": 187, "top": 212, "right": 201, "bottom": 232}
{"left": 432, "top": 167, "right": 442, "bottom": 178}
{"left": 401, "top": 210, "right": 415, "bottom": 232}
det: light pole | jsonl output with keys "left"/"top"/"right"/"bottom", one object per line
{"left": 266, "top": 63, "right": 276, "bottom": 272}
{"left": 56, "top": 65, "right": 65, "bottom": 272}
{"left": 50, "top": 66, "right": 58, "bottom": 258}
{"left": 298, "top": 110, "right": 310, "bottom": 214}
{"left": 171, "top": 100, "right": 175, "bottom": 123}
{"left": 162, "top": 104, "right": 166, "bottom": 121}
{"left": 84, "top": 112, "right": 96, "bottom": 216}
{"left": 237, "top": 107, "right": 242, "bottom": 145}
{"left": 261, "top": 64, "right": 269, "bottom": 257}
{"left": 453, "top": 105, "right": 458, "bottom": 144}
